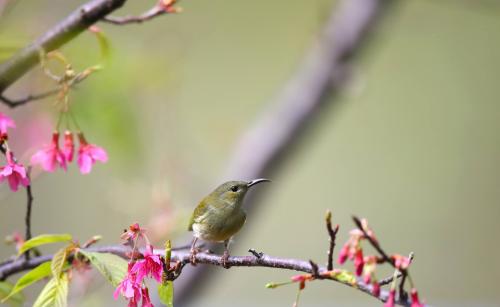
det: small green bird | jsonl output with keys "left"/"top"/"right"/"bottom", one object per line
{"left": 188, "top": 179, "right": 270, "bottom": 268}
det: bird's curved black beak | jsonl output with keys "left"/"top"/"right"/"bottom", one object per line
{"left": 247, "top": 178, "right": 271, "bottom": 187}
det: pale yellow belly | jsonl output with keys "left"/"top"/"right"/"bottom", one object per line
{"left": 192, "top": 210, "right": 246, "bottom": 242}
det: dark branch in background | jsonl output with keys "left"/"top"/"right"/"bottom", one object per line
{"left": 325, "top": 210, "right": 339, "bottom": 271}
{"left": 0, "top": 88, "right": 59, "bottom": 108}
{"left": 0, "top": 0, "right": 127, "bottom": 94}
{"left": 174, "top": 0, "right": 396, "bottom": 303}
{"left": 0, "top": 245, "right": 421, "bottom": 307}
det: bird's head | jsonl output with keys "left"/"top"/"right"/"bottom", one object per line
{"left": 212, "top": 178, "right": 271, "bottom": 205}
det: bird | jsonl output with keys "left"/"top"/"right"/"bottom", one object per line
{"left": 188, "top": 178, "right": 270, "bottom": 268}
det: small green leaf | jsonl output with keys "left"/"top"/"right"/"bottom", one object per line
{"left": 79, "top": 251, "right": 128, "bottom": 286}
{"left": 51, "top": 247, "right": 71, "bottom": 278}
{"left": 33, "top": 273, "right": 68, "bottom": 307}
{"left": 1, "top": 262, "right": 51, "bottom": 303}
{"left": 0, "top": 281, "right": 24, "bottom": 307}
{"left": 330, "top": 270, "right": 357, "bottom": 285}
{"left": 90, "top": 27, "right": 111, "bottom": 63}
{"left": 18, "top": 234, "right": 72, "bottom": 256}
{"left": 158, "top": 281, "right": 174, "bottom": 307}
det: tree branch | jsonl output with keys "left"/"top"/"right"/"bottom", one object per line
{"left": 0, "top": 0, "right": 128, "bottom": 94}
{"left": 0, "top": 245, "right": 421, "bottom": 306}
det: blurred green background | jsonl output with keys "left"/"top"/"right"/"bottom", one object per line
{"left": 1, "top": 0, "right": 500, "bottom": 306}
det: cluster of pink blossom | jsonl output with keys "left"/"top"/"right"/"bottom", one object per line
{"left": 337, "top": 218, "right": 423, "bottom": 307}
{"left": 31, "top": 130, "right": 107, "bottom": 174}
{"left": 0, "top": 113, "right": 30, "bottom": 191}
{"left": 115, "top": 223, "right": 166, "bottom": 307}
{"left": 0, "top": 111, "right": 108, "bottom": 191}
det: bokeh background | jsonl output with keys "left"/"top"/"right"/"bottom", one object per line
{"left": 1, "top": 0, "right": 500, "bottom": 306}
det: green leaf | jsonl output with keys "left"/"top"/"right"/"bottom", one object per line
{"left": 51, "top": 247, "right": 71, "bottom": 278}
{"left": 330, "top": 269, "right": 357, "bottom": 285}
{"left": 1, "top": 262, "right": 51, "bottom": 303}
{"left": 33, "top": 273, "right": 68, "bottom": 307}
{"left": 79, "top": 251, "right": 128, "bottom": 286}
{"left": 0, "top": 281, "right": 24, "bottom": 307}
{"left": 18, "top": 234, "right": 72, "bottom": 256}
{"left": 158, "top": 281, "right": 174, "bottom": 307}
{"left": 92, "top": 28, "right": 111, "bottom": 63}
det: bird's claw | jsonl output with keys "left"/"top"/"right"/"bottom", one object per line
{"left": 189, "top": 248, "right": 197, "bottom": 266}
{"left": 221, "top": 250, "right": 231, "bottom": 269}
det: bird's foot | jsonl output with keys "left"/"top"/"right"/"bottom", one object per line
{"left": 221, "top": 250, "right": 231, "bottom": 269}
{"left": 189, "top": 248, "right": 198, "bottom": 266}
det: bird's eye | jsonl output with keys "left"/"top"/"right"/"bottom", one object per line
{"left": 230, "top": 185, "right": 239, "bottom": 192}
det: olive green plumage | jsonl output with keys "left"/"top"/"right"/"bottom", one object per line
{"left": 188, "top": 179, "right": 269, "bottom": 242}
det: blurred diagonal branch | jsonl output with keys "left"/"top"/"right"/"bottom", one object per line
{"left": 175, "top": 0, "right": 395, "bottom": 303}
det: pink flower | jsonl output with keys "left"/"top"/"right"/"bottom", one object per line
{"left": 31, "top": 132, "right": 67, "bottom": 172}
{"left": 121, "top": 223, "right": 145, "bottom": 242}
{"left": 0, "top": 112, "right": 15, "bottom": 136}
{"left": 114, "top": 264, "right": 142, "bottom": 306}
{"left": 5, "top": 232, "right": 24, "bottom": 252}
{"left": 158, "top": 0, "right": 180, "bottom": 13}
{"left": 353, "top": 249, "right": 364, "bottom": 276}
{"left": 77, "top": 132, "right": 108, "bottom": 174}
{"left": 131, "top": 245, "right": 163, "bottom": 283}
{"left": 371, "top": 281, "right": 380, "bottom": 297}
{"left": 362, "top": 255, "right": 378, "bottom": 284}
{"left": 63, "top": 131, "right": 74, "bottom": 162}
{"left": 393, "top": 254, "right": 411, "bottom": 270}
{"left": 337, "top": 243, "right": 349, "bottom": 265}
{"left": 384, "top": 289, "right": 396, "bottom": 307}
{"left": 0, "top": 151, "right": 30, "bottom": 191}
{"left": 141, "top": 287, "right": 154, "bottom": 307}
{"left": 410, "top": 288, "right": 424, "bottom": 307}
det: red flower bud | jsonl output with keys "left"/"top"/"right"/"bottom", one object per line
{"left": 338, "top": 244, "right": 349, "bottom": 264}
{"left": 410, "top": 288, "right": 423, "bottom": 307}
{"left": 372, "top": 281, "right": 380, "bottom": 297}
{"left": 384, "top": 289, "right": 396, "bottom": 307}
{"left": 354, "top": 249, "right": 364, "bottom": 276}
{"left": 63, "top": 131, "right": 74, "bottom": 162}
{"left": 393, "top": 254, "right": 411, "bottom": 270}
{"left": 299, "top": 280, "right": 306, "bottom": 290}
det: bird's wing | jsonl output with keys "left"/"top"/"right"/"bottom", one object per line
{"left": 188, "top": 199, "right": 210, "bottom": 231}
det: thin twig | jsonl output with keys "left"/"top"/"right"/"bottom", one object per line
{"left": 248, "top": 249, "right": 264, "bottom": 259}
{"left": 102, "top": 5, "right": 171, "bottom": 25}
{"left": 309, "top": 260, "right": 320, "bottom": 279}
{"left": 0, "top": 245, "right": 422, "bottom": 306}
{"left": 23, "top": 183, "right": 34, "bottom": 260}
{"left": 353, "top": 215, "right": 412, "bottom": 300}
{"left": 0, "top": 88, "right": 59, "bottom": 108}
{"left": 398, "top": 252, "right": 414, "bottom": 300}
{"left": 352, "top": 216, "right": 393, "bottom": 264}
{"left": 379, "top": 271, "right": 402, "bottom": 286}
{"left": 325, "top": 210, "right": 339, "bottom": 271}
